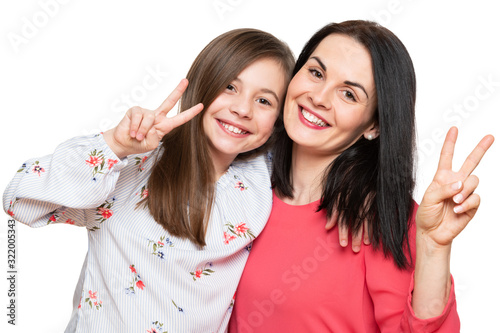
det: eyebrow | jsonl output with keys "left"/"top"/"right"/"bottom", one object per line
{"left": 234, "top": 78, "right": 280, "bottom": 104}
{"left": 261, "top": 88, "right": 280, "bottom": 104}
{"left": 310, "top": 56, "right": 369, "bottom": 99}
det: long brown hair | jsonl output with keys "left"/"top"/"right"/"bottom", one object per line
{"left": 145, "top": 28, "right": 295, "bottom": 247}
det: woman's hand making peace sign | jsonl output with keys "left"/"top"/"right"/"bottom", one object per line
{"left": 416, "top": 127, "right": 494, "bottom": 249}
{"left": 103, "top": 79, "right": 204, "bottom": 158}
{"left": 412, "top": 126, "right": 494, "bottom": 319}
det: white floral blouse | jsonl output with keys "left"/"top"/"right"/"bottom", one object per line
{"left": 3, "top": 134, "right": 273, "bottom": 333}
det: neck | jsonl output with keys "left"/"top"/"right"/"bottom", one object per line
{"left": 284, "top": 144, "right": 338, "bottom": 205}
{"left": 211, "top": 152, "right": 236, "bottom": 181}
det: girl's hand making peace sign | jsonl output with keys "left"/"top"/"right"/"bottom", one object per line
{"left": 103, "top": 79, "right": 203, "bottom": 158}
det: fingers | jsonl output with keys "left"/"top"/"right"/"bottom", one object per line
{"left": 128, "top": 106, "right": 147, "bottom": 139}
{"left": 128, "top": 107, "right": 156, "bottom": 141}
{"left": 136, "top": 111, "right": 156, "bottom": 141}
{"left": 453, "top": 193, "right": 480, "bottom": 215}
{"left": 453, "top": 175, "right": 480, "bottom": 214}
{"left": 363, "top": 219, "right": 371, "bottom": 245}
{"left": 156, "top": 103, "right": 204, "bottom": 135}
{"left": 351, "top": 228, "right": 362, "bottom": 253}
{"left": 425, "top": 179, "right": 463, "bottom": 205}
{"left": 339, "top": 223, "right": 348, "bottom": 248}
{"left": 437, "top": 127, "right": 458, "bottom": 172}
{"left": 325, "top": 210, "right": 338, "bottom": 230}
{"left": 155, "top": 79, "right": 189, "bottom": 117}
{"left": 458, "top": 134, "right": 495, "bottom": 177}
{"left": 452, "top": 175, "right": 479, "bottom": 205}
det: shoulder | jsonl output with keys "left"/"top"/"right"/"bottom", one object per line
{"left": 217, "top": 153, "right": 272, "bottom": 195}
{"left": 233, "top": 151, "right": 272, "bottom": 174}
{"left": 231, "top": 153, "right": 271, "bottom": 182}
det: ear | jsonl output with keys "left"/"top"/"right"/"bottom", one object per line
{"left": 363, "top": 124, "right": 379, "bottom": 141}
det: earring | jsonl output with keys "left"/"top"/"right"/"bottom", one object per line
{"left": 366, "top": 134, "right": 374, "bottom": 141}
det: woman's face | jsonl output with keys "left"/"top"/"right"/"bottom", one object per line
{"left": 283, "top": 34, "right": 378, "bottom": 158}
{"left": 203, "top": 58, "right": 287, "bottom": 166}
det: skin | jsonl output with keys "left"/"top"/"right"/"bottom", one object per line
{"left": 103, "top": 57, "right": 287, "bottom": 181}
{"left": 413, "top": 127, "right": 494, "bottom": 318}
{"left": 281, "top": 33, "right": 495, "bottom": 318}
{"left": 283, "top": 34, "right": 379, "bottom": 250}
{"left": 202, "top": 58, "right": 287, "bottom": 179}
{"left": 103, "top": 37, "right": 495, "bottom": 319}
{"left": 103, "top": 79, "right": 204, "bottom": 159}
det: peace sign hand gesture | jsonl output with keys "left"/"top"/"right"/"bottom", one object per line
{"left": 416, "top": 127, "right": 494, "bottom": 249}
{"left": 103, "top": 79, "right": 203, "bottom": 158}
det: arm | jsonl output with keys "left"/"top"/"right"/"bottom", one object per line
{"left": 365, "top": 202, "right": 460, "bottom": 332}
{"left": 412, "top": 127, "right": 494, "bottom": 318}
{"left": 4, "top": 79, "right": 203, "bottom": 227}
{"left": 3, "top": 134, "right": 127, "bottom": 227}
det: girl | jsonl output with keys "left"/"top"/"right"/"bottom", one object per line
{"left": 3, "top": 28, "right": 294, "bottom": 332}
{"left": 229, "top": 21, "right": 494, "bottom": 332}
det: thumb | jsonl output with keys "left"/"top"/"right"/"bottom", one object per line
{"left": 424, "top": 180, "right": 463, "bottom": 205}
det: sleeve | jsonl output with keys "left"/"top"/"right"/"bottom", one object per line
{"left": 364, "top": 201, "right": 460, "bottom": 332}
{"left": 3, "top": 134, "right": 128, "bottom": 228}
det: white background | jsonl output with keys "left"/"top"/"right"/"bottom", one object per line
{"left": 1, "top": 0, "right": 499, "bottom": 332}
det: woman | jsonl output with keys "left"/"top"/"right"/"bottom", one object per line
{"left": 3, "top": 28, "right": 294, "bottom": 332}
{"left": 229, "top": 21, "right": 494, "bottom": 332}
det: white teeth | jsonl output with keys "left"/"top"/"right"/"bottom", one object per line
{"left": 220, "top": 121, "right": 248, "bottom": 134}
{"left": 301, "top": 109, "right": 328, "bottom": 127}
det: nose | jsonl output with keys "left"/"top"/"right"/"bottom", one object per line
{"left": 308, "top": 83, "right": 333, "bottom": 110}
{"left": 229, "top": 94, "right": 253, "bottom": 118}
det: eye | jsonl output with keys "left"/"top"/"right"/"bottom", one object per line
{"left": 309, "top": 68, "right": 323, "bottom": 79}
{"left": 342, "top": 90, "right": 357, "bottom": 102}
{"left": 257, "top": 98, "right": 271, "bottom": 106}
{"left": 226, "top": 84, "right": 236, "bottom": 92}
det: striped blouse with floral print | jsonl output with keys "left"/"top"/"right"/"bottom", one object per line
{"left": 3, "top": 134, "right": 273, "bottom": 333}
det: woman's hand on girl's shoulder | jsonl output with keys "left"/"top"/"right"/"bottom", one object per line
{"left": 416, "top": 127, "right": 494, "bottom": 251}
{"left": 325, "top": 210, "right": 371, "bottom": 253}
{"left": 103, "top": 79, "right": 203, "bottom": 158}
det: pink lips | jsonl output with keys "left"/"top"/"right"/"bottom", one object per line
{"left": 297, "top": 105, "right": 330, "bottom": 130}
{"left": 216, "top": 119, "right": 251, "bottom": 137}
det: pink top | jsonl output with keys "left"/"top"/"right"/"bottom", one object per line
{"left": 229, "top": 193, "right": 460, "bottom": 332}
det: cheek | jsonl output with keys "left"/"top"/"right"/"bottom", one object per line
{"left": 201, "top": 111, "right": 211, "bottom": 133}
{"left": 287, "top": 70, "right": 307, "bottom": 94}
{"left": 256, "top": 113, "right": 279, "bottom": 138}
{"left": 283, "top": 100, "right": 297, "bottom": 128}
{"left": 335, "top": 107, "right": 373, "bottom": 132}
{"left": 201, "top": 99, "right": 220, "bottom": 131}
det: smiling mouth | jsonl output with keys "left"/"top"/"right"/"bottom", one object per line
{"left": 300, "top": 108, "right": 329, "bottom": 127}
{"left": 218, "top": 120, "right": 249, "bottom": 135}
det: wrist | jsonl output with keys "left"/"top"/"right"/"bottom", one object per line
{"left": 103, "top": 129, "right": 128, "bottom": 159}
{"left": 415, "top": 228, "right": 452, "bottom": 257}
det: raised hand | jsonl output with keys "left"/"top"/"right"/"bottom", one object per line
{"left": 103, "top": 79, "right": 204, "bottom": 158}
{"left": 416, "top": 127, "right": 494, "bottom": 249}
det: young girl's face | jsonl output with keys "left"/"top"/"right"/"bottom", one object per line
{"left": 202, "top": 58, "right": 287, "bottom": 166}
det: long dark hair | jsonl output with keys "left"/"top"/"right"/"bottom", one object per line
{"left": 272, "top": 20, "right": 416, "bottom": 269}
{"left": 145, "top": 28, "right": 295, "bottom": 247}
